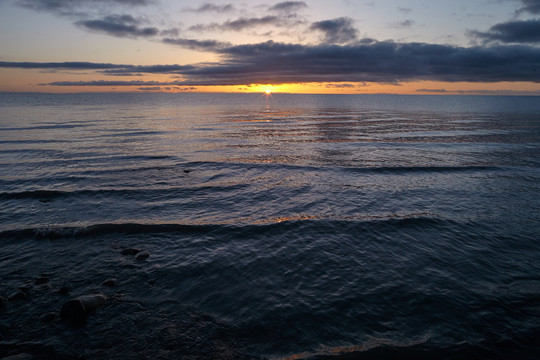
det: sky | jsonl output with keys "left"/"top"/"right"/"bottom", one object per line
{"left": 1, "top": 0, "right": 540, "bottom": 94}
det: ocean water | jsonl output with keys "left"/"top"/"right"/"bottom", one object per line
{"left": 1, "top": 92, "right": 539, "bottom": 359}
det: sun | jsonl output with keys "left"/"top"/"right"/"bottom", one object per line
{"left": 265, "top": 89, "right": 272, "bottom": 95}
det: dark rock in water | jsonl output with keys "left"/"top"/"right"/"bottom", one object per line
{"left": 60, "top": 299, "right": 86, "bottom": 325}
{"left": 102, "top": 278, "right": 116, "bottom": 287}
{"left": 183, "top": 169, "right": 191, "bottom": 173}
{"left": 60, "top": 294, "right": 107, "bottom": 325}
{"left": 135, "top": 251, "right": 150, "bottom": 260}
{"left": 40, "top": 312, "right": 56, "bottom": 322}
{"left": 120, "top": 248, "right": 141, "bottom": 255}
{"left": 8, "top": 290, "right": 28, "bottom": 301}
{"left": 34, "top": 277, "right": 49, "bottom": 285}
{"left": 0, "top": 295, "right": 6, "bottom": 307}
{"left": 78, "top": 294, "right": 107, "bottom": 310}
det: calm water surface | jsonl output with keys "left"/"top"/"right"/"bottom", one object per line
{"left": 1, "top": 93, "right": 539, "bottom": 359}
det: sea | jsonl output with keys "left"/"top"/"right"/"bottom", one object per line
{"left": 1, "top": 92, "right": 539, "bottom": 359}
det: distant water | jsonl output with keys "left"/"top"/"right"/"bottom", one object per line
{"left": 1, "top": 93, "right": 540, "bottom": 359}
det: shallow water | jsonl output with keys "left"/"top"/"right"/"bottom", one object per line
{"left": 1, "top": 93, "right": 540, "bottom": 359}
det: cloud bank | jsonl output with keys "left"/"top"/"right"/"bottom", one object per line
{"left": 18, "top": 0, "right": 152, "bottom": 16}
{"left": 269, "top": 1, "right": 308, "bottom": 13}
{"left": 471, "top": 19, "right": 540, "bottom": 44}
{"left": 162, "top": 37, "right": 230, "bottom": 52}
{"left": 3, "top": 40, "right": 540, "bottom": 86}
{"left": 188, "top": 15, "right": 301, "bottom": 33}
{"left": 76, "top": 15, "right": 158, "bottom": 38}
{"left": 184, "top": 3, "right": 235, "bottom": 13}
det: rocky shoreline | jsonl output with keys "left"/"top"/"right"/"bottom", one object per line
{"left": 0, "top": 246, "right": 260, "bottom": 360}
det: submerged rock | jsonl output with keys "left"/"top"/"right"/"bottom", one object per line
{"left": 60, "top": 294, "right": 107, "bottom": 325}
{"left": 120, "top": 248, "right": 141, "bottom": 255}
{"left": 60, "top": 299, "right": 86, "bottom": 325}
{"left": 135, "top": 251, "right": 150, "bottom": 260}
{"left": 79, "top": 294, "right": 107, "bottom": 313}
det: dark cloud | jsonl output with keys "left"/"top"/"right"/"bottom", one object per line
{"left": 471, "top": 19, "right": 540, "bottom": 43}
{"left": 18, "top": 0, "right": 152, "bottom": 15}
{"left": 162, "top": 37, "right": 231, "bottom": 52}
{"left": 0, "top": 61, "right": 125, "bottom": 69}
{"left": 416, "top": 88, "right": 448, "bottom": 93}
{"left": 6, "top": 40, "right": 540, "bottom": 87}
{"left": 221, "top": 16, "right": 286, "bottom": 31}
{"left": 100, "top": 64, "right": 197, "bottom": 76}
{"left": 268, "top": 1, "right": 308, "bottom": 13}
{"left": 309, "top": 17, "right": 359, "bottom": 44}
{"left": 138, "top": 86, "right": 163, "bottom": 91}
{"left": 43, "top": 80, "right": 185, "bottom": 86}
{"left": 160, "top": 28, "right": 180, "bottom": 37}
{"left": 184, "top": 3, "right": 235, "bottom": 13}
{"left": 126, "top": 64, "right": 195, "bottom": 73}
{"left": 76, "top": 14, "right": 158, "bottom": 38}
{"left": 219, "top": 40, "right": 305, "bottom": 57}
{"left": 0, "top": 61, "right": 194, "bottom": 75}
{"left": 189, "top": 40, "right": 540, "bottom": 85}
{"left": 519, "top": 0, "right": 540, "bottom": 14}
{"left": 325, "top": 83, "right": 362, "bottom": 88}
{"left": 188, "top": 16, "right": 302, "bottom": 32}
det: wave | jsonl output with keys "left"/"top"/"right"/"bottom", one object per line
{"left": 340, "top": 165, "right": 500, "bottom": 174}
{"left": 0, "top": 215, "right": 454, "bottom": 241}
{"left": 0, "top": 223, "right": 220, "bottom": 240}
{"left": 100, "top": 130, "right": 169, "bottom": 137}
{"left": 0, "top": 139, "right": 67, "bottom": 144}
{"left": 212, "top": 160, "right": 499, "bottom": 175}
{"left": 0, "top": 183, "right": 248, "bottom": 201}
{"left": 0, "top": 189, "right": 65, "bottom": 200}
{"left": 1, "top": 123, "right": 91, "bottom": 131}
